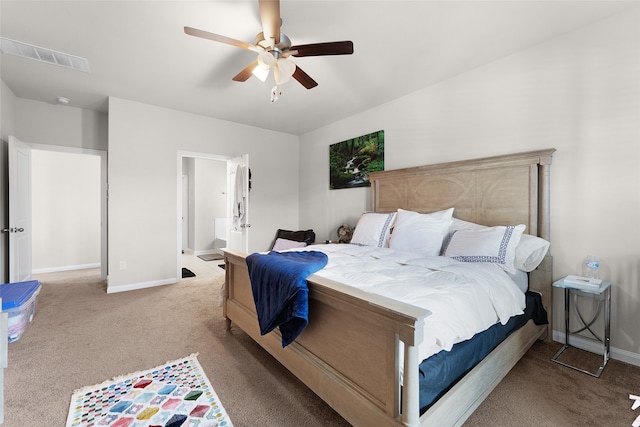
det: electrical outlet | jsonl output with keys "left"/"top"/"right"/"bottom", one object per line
{"left": 119, "top": 261, "right": 127, "bottom": 270}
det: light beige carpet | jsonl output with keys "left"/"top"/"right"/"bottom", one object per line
{"left": 6, "top": 269, "right": 348, "bottom": 426}
{"left": 5, "top": 268, "right": 640, "bottom": 426}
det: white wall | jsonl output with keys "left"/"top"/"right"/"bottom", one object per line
{"left": 8, "top": 99, "right": 107, "bottom": 278}
{"left": 0, "top": 80, "right": 16, "bottom": 143}
{"left": 299, "top": 9, "right": 640, "bottom": 361}
{"left": 2, "top": 95, "right": 300, "bottom": 292}
{"left": 108, "top": 97, "right": 299, "bottom": 292}
{"left": 31, "top": 150, "right": 101, "bottom": 272}
{"left": 14, "top": 98, "right": 107, "bottom": 151}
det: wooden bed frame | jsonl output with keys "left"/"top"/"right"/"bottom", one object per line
{"left": 222, "top": 149, "right": 555, "bottom": 426}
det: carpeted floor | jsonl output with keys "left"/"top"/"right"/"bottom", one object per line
{"left": 465, "top": 340, "right": 640, "bottom": 426}
{"left": 6, "top": 268, "right": 348, "bottom": 426}
{"left": 5, "top": 268, "right": 640, "bottom": 426}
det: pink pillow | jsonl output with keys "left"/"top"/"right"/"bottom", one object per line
{"left": 272, "top": 238, "right": 307, "bottom": 251}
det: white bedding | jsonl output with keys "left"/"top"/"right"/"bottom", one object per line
{"left": 290, "top": 244, "right": 526, "bottom": 361}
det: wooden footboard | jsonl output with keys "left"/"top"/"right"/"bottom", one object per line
{"left": 223, "top": 248, "right": 547, "bottom": 426}
{"left": 224, "top": 248, "right": 430, "bottom": 426}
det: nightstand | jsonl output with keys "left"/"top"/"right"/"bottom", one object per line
{"left": 551, "top": 277, "right": 611, "bottom": 377}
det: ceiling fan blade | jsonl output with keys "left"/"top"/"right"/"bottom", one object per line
{"left": 259, "top": 0, "right": 281, "bottom": 46}
{"left": 184, "top": 26, "right": 257, "bottom": 52}
{"left": 290, "top": 41, "right": 354, "bottom": 57}
{"left": 232, "top": 61, "right": 259, "bottom": 82}
{"left": 292, "top": 66, "right": 318, "bottom": 89}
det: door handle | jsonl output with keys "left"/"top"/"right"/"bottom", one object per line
{"left": 2, "top": 227, "right": 24, "bottom": 233}
{"left": 240, "top": 224, "right": 251, "bottom": 228}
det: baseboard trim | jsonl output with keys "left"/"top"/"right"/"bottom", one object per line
{"left": 553, "top": 329, "right": 640, "bottom": 367}
{"left": 106, "top": 278, "right": 176, "bottom": 294}
{"left": 32, "top": 263, "right": 100, "bottom": 274}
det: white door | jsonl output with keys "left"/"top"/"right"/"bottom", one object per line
{"left": 8, "top": 136, "right": 32, "bottom": 282}
{"left": 226, "top": 155, "right": 249, "bottom": 252}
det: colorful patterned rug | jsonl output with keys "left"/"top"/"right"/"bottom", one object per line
{"left": 66, "top": 354, "right": 232, "bottom": 427}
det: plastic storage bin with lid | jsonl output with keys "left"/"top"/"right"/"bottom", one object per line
{"left": 0, "top": 280, "right": 41, "bottom": 343}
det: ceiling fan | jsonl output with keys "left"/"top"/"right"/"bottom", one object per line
{"left": 184, "top": 0, "right": 354, "bottom": 102}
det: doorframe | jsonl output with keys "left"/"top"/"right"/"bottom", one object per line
{"left": 181, "top": 174, "right": 189, "bottom": 251}
{"left": 29, "top": 143, "right": 108, "bottom": 280}
{"left": 176, "top": 151, "right": 230, "bottom": 280}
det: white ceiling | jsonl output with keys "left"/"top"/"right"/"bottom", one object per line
{"left": 1, "top": 1, "right": 636, "bottom": 135}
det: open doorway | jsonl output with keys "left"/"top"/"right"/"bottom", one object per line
{"left": 30, "top": 145, "right": 107, "bottom": 279}
{"left": 178, "top": 152, "right": 228, "bottom": 279}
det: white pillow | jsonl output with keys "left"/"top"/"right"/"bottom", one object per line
{"left": 449, "top": 218, "right": 485, "bottom": 232}
{"left": 272, "top": 238, "right": 307, "bottom": 251}
{"left": 389, "top": 209, "right": 453, "bottom": 256}
{"left": 399, "top": 207, "right": 455, "bottom": 220}
{"left": 449, "top": 218, "right": 549, "bottom": 272}
{"left": 443, "top": 224, "right": 526, "bottom": 274}
{"left": 513, "top": 234, "right": 550, "bottom": 272}
{"left": 506, "top": 269, "right": 529, "bottom": 293}
{"left": 351, "top": 212, "right": 397, "bottom": 248}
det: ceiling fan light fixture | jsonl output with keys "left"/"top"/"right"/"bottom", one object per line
{"left": 274, "top": 57, "right": 296, "bottom": 85}
{"left": 273, "top": 66, "right": 287, "bottom": 86}
{"left": 252, "top": 64, "right": 270, "bottom": 82}
{"left": 256, "top": 51, "right": 274, "bottom": 69}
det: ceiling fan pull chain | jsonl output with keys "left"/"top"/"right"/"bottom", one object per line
{"left": 271, "top": 85, "right": 282, "bottom": 103}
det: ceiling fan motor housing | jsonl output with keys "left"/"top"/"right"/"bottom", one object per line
{"left": 256, "top": 32, "right": 292, "bottom": 56}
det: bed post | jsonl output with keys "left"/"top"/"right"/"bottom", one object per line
{"left": 537, "top": 151, "right": 554, "bottom": 242}
{"left": 534, "top": 149, "right": 556, "bottom": 341}
{"left": 401, "top": 319, "right": 424, "bottom": 427}
{"left": 532, "top": 149, "right": 555, "bottom": 340}
{"left": 223, "top": 258, "right": 232, "bottom": 331}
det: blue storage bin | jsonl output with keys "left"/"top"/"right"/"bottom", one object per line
{"left": 0, "top": 280, "right": 41, "bottom": 343}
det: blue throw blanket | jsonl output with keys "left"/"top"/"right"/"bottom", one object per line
{"left": 246, "top": 250, "right": 328, "bottom": 347}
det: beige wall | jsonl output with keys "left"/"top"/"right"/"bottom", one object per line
{"left": 298, "top": 9, "right": 640, "bottom": 363}
{"left": 107, "top": 97, "right": 300, "bottom": 292}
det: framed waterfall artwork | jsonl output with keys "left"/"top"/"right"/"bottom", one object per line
{"left": 329, "top": 130, "right": 384, "bottom": 190}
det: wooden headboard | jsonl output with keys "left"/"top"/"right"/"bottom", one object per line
{"left": 369, "top": 149, "right": 555, "bottom": 240}
{"left": 369, "top": 149, "right": 556, "bottom": 333}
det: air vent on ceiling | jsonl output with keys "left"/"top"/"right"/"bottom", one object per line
{"left": 0, "top": 37, "right": 90, "bottom": 73}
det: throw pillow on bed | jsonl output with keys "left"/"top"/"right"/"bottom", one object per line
{"left": 388, "top": 208, "right": 454, "bottom": 256}
{"left": 272, "top": 238, "right": 308, "bottom": 251}
{"left": 442, "top": 224, "right": 526, "bottom": 274}
{"left": 351, "top": 212, "right": 397, "bottom": 248}
{"left": 448, "top": 218, "right": 550, "bottom": 272}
